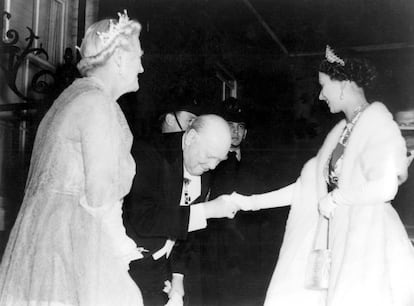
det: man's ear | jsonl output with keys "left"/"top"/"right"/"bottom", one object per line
{"left": 243, "top": 129, "right": 248, "bottom": 140}
{"left": 184, "top": 129, "right": 198, "bottom": 146}
{"left": 165, "top": 113, "right": 176, "bottom": 126}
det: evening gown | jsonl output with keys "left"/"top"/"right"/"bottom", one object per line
{"left": 264, "top": 103, "right": 414, "bottom": 306}
{"left": 0, "top": 77, "right": 143, "bottom": 306}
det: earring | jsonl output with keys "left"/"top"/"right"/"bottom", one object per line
{"left": 340, "top": 89, "right": 344, "bottom": 100}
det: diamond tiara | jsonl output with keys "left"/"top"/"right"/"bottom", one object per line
{"left": 325, "top": 45, "right": 345, "bottom": 66}
{"left": 97, "top": 9, "right": 130, "bottom": 46}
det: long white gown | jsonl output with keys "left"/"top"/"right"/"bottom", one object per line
{"left": 0, "top": 77, "right": 143, "bottom": 306}
{"left": 264, "top": 103, "right": 414, "bottom": 306}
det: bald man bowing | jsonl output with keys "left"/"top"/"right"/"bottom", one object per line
{"left": 123, "top": 115, "right": 237, "bottom": 306}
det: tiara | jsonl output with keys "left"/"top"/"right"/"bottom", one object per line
{"left": 325, "top": 45, "right": 345, "bottom": 66}
{"left": 97, "top": 9, "right": 130, "bottom": 46}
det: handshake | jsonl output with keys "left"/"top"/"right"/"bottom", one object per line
{"left": 203, "top": 192, "right": 260, "bottom": 220}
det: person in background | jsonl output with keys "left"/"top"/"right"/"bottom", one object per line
{"left": 160, "top": 93, "right": 201, "bottom": 133}
{"left": 200, "top": 97, "right": 268, "bottom": 306}
{"left": 0, "top": 11, "right": 146, "bottom": 306}
{"left": 54, "top": 47, "right": 81, "bottom": 96}
{"left": 124, "top": 114, "right": 239, "bottom": 306}
{"left": 395, "top": 109, "right": 414, "bottom": 166}
{"left": 229, "top": 45, "right": 414, "bottom": 306}
{"left": 393, "top": 109, "right": 414, "bottom": 241}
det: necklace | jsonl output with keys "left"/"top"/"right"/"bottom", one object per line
{"left": 339, "top": 103, "right": 369, "bottom": 145}
{"left": 347, "top": 102, "right": 369, "bottom": 122}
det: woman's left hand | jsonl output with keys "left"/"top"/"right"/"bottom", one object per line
{"left": 318, "top": 193, "right": 338, "bottom": 219}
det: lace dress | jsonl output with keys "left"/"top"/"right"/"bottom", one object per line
{"left": 0, "top": 77, "right": 143, "bottom": 306}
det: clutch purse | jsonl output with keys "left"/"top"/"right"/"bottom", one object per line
{"left": 305, "top": 216, "right": 331, "bottom": 290}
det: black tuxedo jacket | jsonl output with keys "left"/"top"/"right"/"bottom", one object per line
{"left": 123, "top": 132, "right": 210, "bottom": 273}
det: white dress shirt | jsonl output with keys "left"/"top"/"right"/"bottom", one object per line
{"left": 152, "top": 166, "right": 207, "bottom": 260}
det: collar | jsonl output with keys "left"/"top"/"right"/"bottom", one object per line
{"left": 230, "top": 147, "right": 241, "bottom": 161}
{"left": 183, "top": 165, "right": 200, "bottom": 182}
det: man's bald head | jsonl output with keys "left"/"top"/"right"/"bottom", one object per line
{"left": 182, "top": 114, "right": 231, "bottom": 176}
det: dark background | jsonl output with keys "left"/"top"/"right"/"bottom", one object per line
{"left": 98, "top": 0, "right": 414, "bottom": 231}
{"left": 98, "top": 0, "right": 414, "bottom": 145}
{"left": 97, "top": 2, "right": 414, "bottom": 288}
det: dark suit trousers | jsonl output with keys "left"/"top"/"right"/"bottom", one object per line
{"left": 129, "top": 255, "right": 170, "bottom": 306}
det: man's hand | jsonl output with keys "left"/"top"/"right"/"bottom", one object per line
{"left": 203, "top": 195, "right": 238, "bottom": 219}
{"left": 164, "top": 274, "right": 184, "bottom": 306}
{"left": 165, "top": 293, "right": 183, "bottom": 306}
{"left": 169, "top": 274, "right": 184, "bottom": 298}
{"left": 229, "top": 192, "right": 259, "bottom": 211}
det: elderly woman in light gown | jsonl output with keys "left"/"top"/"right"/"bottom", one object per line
{"left": 230, "top": 46, "right": 414, "bottom": 306}
{"left": 0, "top": 11, "right": 145, "bottom": 306}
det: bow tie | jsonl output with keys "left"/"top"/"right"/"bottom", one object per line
{"left": 228, "top": 150, "right": 241, "bottom": 161}
{"left": 228, "top": 151, "right": 237, "bottom": 158}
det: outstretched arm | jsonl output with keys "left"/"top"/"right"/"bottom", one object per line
{"left": 230, "top": 182, "right": 296, "bottom": 211}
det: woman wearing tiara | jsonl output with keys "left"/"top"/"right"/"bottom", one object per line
{"left": 0, "top": 11, "right": 145, "bottom": 306}
{"left": 231, "top": 46, "right": 414, "bottom": 305}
